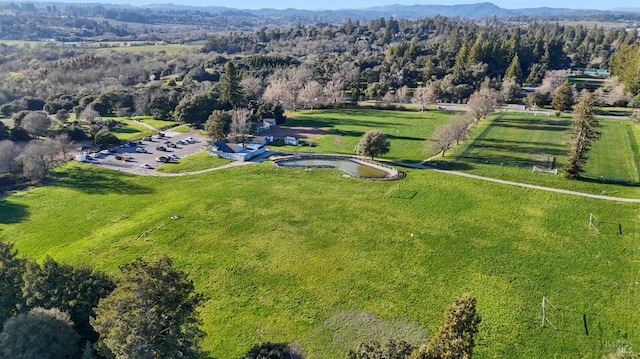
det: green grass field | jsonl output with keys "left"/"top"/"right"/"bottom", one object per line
{"left": 171, "top": 124, "right": 195, "bottom": 133}
{"left": 109, "top": 118, "right": 156, "bottom": 142}
{"left": 584, "top": 120, "right": 640, "bottom": 182}
{"left": 448, "top": 113, "right": 640, "bottom": 198}
{"left": 155, "top": 151, "right": 231, "bottom": 173}
{"left": 0, "top": 162, "right": 637, "bottom": 358}
{"left": 133, "top": 116, "right": 178, "bottom": 131}
{"left": 455, "top": 113, "right": 571, "bottom": 168}
{"left": 278, "top": 109, "right": 450, "bottom": 162}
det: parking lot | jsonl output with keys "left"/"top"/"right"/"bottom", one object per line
{"left": 80, "top": 130, "right": 209, "bottom": 175}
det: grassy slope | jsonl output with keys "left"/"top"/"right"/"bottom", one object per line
{"left": 109, "top": 118, "right": 155, "bottom": 142}
{"left": 155, "top": 151, "right": 231, "bottom": 173}
{"left": 133, "top": 116, "right": 178, "bottom": 131}
{"left": 278, "top": 109, "right": 450, "bottom": 162}
{"left": 1, "top": 162, "right": 637, "bottom": 358}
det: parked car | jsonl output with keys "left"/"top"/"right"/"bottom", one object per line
{"left": 167, "top": 154, "right": 179, "bottom": 161}
{"left": 100, "top": 150, "right": 110, "bottom": 155}
{"left": 155, "top": 156, "right": 170, "bottom": 163}
{"left": 156, "top": 145, "right": 166, "bottom": 151}
{"left": 152, "top": 134, "right": 162, "bottom": 139}
{"left": 143, "top": 136, "right": 153, "bottom": 141}
{"left": 166, "top": 142, "right": 177, "bottom": 148}
{"left": 140, "top": 164, "right": 153, "bottom": 169}
{"left": 136, "top": 147, "right": 147, "bottom": 153}
{"left": 184, "top": 137, "right": 195, "bottom": 143}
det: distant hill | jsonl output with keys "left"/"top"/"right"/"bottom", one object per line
{"left": 140, "top": 1, "right": 624, "bottom": 19}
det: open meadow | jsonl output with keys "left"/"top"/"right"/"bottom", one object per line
{"left": 449, "top": 112, "right": 640, "bottom": 198}
{"left": 275, "top": 109, "right": 451, "bottom": 162}
{"left": 0, "top": 160, "right": 637, "bottom": 358}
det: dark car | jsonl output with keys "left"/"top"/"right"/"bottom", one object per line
{"left": 156, "top": 145, "right": 167, "bottom": 151}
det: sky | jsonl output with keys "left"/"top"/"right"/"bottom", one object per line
{"left": 115, "top": 0, "right": 640, "bottom": 10}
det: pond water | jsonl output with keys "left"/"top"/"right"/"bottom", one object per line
{"left": 277, "top": 158, "right": 391, "bottom": 178}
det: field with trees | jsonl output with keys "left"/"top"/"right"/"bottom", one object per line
{"left": 1, "top": 162, "right": 638, "bottom": 358}
{"left": 2, "top": 1, "right": 640, "bottom": 357}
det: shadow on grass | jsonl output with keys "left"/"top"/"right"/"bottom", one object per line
{"left": 422, "top": 161, "right": 475, "bottom": 171}
{"left": 579, "top": 175, "right": 640, "bottom": 188}
{"left": 0, "top": 200, "right": 28, "bottom": 224}
{"left": 112, "top": 128, "right": 142, "bottom": 134}
{"left": 50, "top": 167, "right": 155, "bottom": 195}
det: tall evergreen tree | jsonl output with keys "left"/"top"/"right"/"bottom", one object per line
{"left": 0, "top": 242, "right": 25, "bottom": 328}
{"left": 92, "top": 256, "right": 205, "bottom": 359}
{"left": 219, "top": 62, "right": 245, "bottom": 109}
{"left": 565, "top": 92, "right": 600, "bottom": 179}
{"left": 504, "top": 54, "right": 523, "bottom": 82}
{"left": 552, "top": 81, "right": 575, "bottom": 111}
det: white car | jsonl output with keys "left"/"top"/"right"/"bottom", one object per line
{"left": 136, "top": 147, "right": 147, "bottom": 153}
{"left": 167, "top": 154, "right": 179, "bottom": 161}
{"left": 100, "top": 149, "right": 110, "bottom": 155}
{"left": 184, "top": 137, "right": 196, "bottom": 143}
{"left": 140, "top": 164, "right": 153, "bottom": 169}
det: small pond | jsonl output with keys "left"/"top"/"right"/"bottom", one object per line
{"left": 275, "top": 157, "right": 395, "bottom": 179}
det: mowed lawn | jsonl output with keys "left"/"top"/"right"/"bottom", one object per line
{"left": 278, "top": 109, "right": 451, "bottom": 162}
{"left": 0, "top": 162, "right": 638, "bottom": 358}
{"left": 455, "top": 113, "right": 571, "bottom": 168}
{"left": 584, "top": 120, "right": 640, "bottom": 182}
{"left": 449, "top": 113, "right": 640, "bottom": 198}
{"left": 133, "top": 116, "right": 178, "bottom": 131}
{"left": 110, "top": 118, "right": 156, "bottom": 142}
{"left": 155, "top": 151, "right": 231, "bottom": 173}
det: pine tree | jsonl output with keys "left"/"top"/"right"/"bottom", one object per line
{"left": 219, "top": 62, "right": 245, "bottom": 109}
{"left": 504, "top": 54, "right": 523, "bottom": 82}
{"left": 565, "top": 93, "right": 600, "bottom": 179}
{"left": 552, "top": 81, "right": 575, "bottom": 111}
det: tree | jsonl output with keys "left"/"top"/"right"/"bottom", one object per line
{"left": 0, "top": 307, "right": 81, "bottom": 359}
{"left": 504, "top": 54, "right": 522, "bottom": 82}
{"left": 205, "top": 110, "right": 231, "bottom": 142}
{"left": 426, "top": 117, "right": 469, "bottom": 157}
{"left": 565, "top": 92, "right": 600, "bottom": 179}
{"left": 18, "top": 138, "right": 59, "bottom": 181}
{"left": 55, "top": 109, "right": 70, "bottom": 123}
{"left": 219, "top": 62, "right": 245, "bottom": 109}
{"left": 230, "top": 108, "right": 251, "bottom": 145}
{"left": 356, "top": 130, "right": 390, "bottom": 159}
{"left": 0, "top": 242, "right": 25, "bottom": 328}
{"left": 243, "top": 342, "right": 303, "bottom": 359}
{"left": 91, "top": 257, "right": 205, "bottom": 359}
{"left": 501, "top": 78, "right": 521, "bottom": 104}
{"left": 299, "top": 81, "right": 323, "bottom": 110}
{"left": 174, "top": 90, "right": 220, "bottom": 126}
{"left": 22, "top": 256, "right": 115, "bottom": 345}
{"left": 94, "top": 129, "right": 120, "bottom": 149}
{"left": 467, "top": 88, "right": 500, "bottom": 123}
{"left": 349, "top": 340, "right": 415, "bottom": 359}
{"left": 0, "top": 140, "right": 21, "bottom": 173}
{"left": 412, "top": 86, "right": 437, "bottom": 112}
{"left": 55, "top": 133, "right": 74, "bottom": 161}
{"left": 324, "top": 79, "right": 346, "bottom": 105}
{"left": 524, "top": 91, "right": 551, "bottom": 110}
{"left": 21, "top": 111, "right": 51, "bottom": 137}
{"left": 539, "top": 70, "right": 569, "bottom": 96}
{"left": 412, "top": 294, "right": 481, "bottom": 359}
{"left": 552, "top": 81, "right": 575, "bottom": 112}
{"left": 333, "top": 134, "right": 342, "bottom": 153}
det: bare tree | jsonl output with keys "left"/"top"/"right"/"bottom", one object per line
{"left": 54, "top": 133, "right": 74, "bottom": 161}
{"left": 240, "top": 76, "right": 264, "bottom": 102}
{"left": 333, "top": 134, "right": 342, "bottom": 153}
{"left": 395, "top": 86, "right": 409, "bottom": 103}
{"left": 299, "top": 81, "right": 323, "bottom": 110}
{"left": 412, "top": 86, "right": 436, "bottom": 111}
{"left": 80, "top": 107, "right": 101, "bottom": 123}
{"left": 21, "top": 112, "right": 51, "bottom": 137}
{"left": 0, "top": 140, "right": 21, "bottom": 173}
{"left": 230, "top": 108, "right": 251, "bottom": 145}
{"left": 538, "top": 70, "right": 569, "bottom": 96}
{"left": 18, "top": 138, "right": 59, "bottom": 181}
{"left": 262, "top": 78, "right": 287, "bottom": 105}
{"left": 467, "top": 88, "right": 501, "bottom": 123}
{"left": 323, "top": 79, "right": 345, "bottom": 104}
{"left": 426, "top": 122, "right": 458, "bottom": 157}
